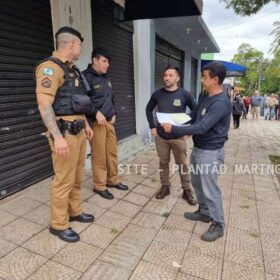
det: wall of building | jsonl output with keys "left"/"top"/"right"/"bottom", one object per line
{"left": 50, "top": 0, "right": 93, "bottom": 69}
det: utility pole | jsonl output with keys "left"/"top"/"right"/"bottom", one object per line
{"left": 258, "top": 58, "right": 263, "bottom": 93}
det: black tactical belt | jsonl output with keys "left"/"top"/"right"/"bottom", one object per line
{"left": 57, "top": 119, "right": 85, "bottom": 136}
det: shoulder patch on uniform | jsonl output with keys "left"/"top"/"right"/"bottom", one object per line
{"left": 173, "top": 99, "right": 181, "bottom": 107}
{"left": 43, "top": 67, "right": 54, "bottom": 76}
{"left": 41, "top": 77, "right": 52, "bottom": 88}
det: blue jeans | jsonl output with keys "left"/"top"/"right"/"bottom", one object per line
{"left": 190, "top": 147, "right": 225, "bottom": 227}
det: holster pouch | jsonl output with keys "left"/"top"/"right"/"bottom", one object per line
{"left": 72, "top": 94, "right": 93, "bottom": 114}
{"left": 57, "top": 119, "right": 85, "bottom": 136}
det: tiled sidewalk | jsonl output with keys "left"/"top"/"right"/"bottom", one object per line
{"left": 0, "top": 118, "right": 280, "bottom": 280}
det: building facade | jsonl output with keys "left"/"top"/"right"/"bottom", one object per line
{"left": 0, "top": 0, "right": 219, "bottom": 198}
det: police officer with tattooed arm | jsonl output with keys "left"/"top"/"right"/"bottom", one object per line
{"left": 35, "top": 27, "right": 95, "bottom": 243}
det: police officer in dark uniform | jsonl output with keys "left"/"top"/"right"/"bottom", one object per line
{"left": 83, "top": 48, "right": 128, "bottom": 199}
{"left": 35, "top": 27, "right": 94, "bottom": 242}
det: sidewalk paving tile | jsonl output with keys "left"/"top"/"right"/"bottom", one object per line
{"left": 222, "top": 260, "right": 265, "bottom": 280}
{"left": 131, "top": 211, "right": 165, "bottom": 230}
{"left": 0, "top": 209, "right": 17, "bottom": 227}
{"left": 143, "top": 240, "right": 186, "bottom": 269}
{"left": 95, "top": 211, "right": 131, "bottom": 231}
{"left": 98, "top": 240, "right": 146, "bottom": 270}
{"left": 129, "top": 260, "right": 177, "bottom": 280}
{"left": 52, "top": 241, "right": 103, "bottom": 272}
{"left": 79, "top": 260, "right": 132, "bottom": 280}
{"left": 114, "top": 224, "right": 157, "bottom": 248}
{"left": 0, "top": 238, "right": 17, "bottom": 258}
{"left": 23, "top": 204, "right": 50, "bottom": 227}
{"left": 22, "top": 229, "right": 67, "bottom": 258}
{"left": 110, "top": 200, "right": 142, "bottom": 218}
{"left": 0, "top": 218, "right": 44, "bottom": 245}
{"left": 80, "top": 224, "right": 118, "bottom": 249}
{"left": 1, "top": 118, "right": 280, "bottom": 279}
{"left": 87, "top": 195, "right": 118, "bottom": 209}
{"left": 123, "top": 192, "right": 150, "bottom": 206}
{"left": 180, "top": 251, "right": 223, "bottom": 280}
{"left": 28, "top": 260, "right": 81, "bottom": 280}
{"left": 0, "top": 247, "right": 47, "bottom": 280}
{"left": 0, "top": 197, "right": 41, "bottom": 217}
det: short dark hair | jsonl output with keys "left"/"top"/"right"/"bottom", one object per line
{"left": 202, "top": 62, "right": 226, "bottom": 84}
{"left": 91, "top": 48, "right": 110, "bottom": 61}
{"left": 164, "top": 65, "right": 181, "bottom": 77}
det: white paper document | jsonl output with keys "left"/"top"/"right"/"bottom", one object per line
{"left": 156, "top": 113, "right": 191, "bottom": 126}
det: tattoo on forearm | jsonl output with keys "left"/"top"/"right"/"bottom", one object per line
{"left": 42, "top": 105, "right": 62, "bottom": 138}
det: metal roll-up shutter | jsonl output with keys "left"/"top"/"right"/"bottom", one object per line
{"left": 155, "top": 36, "right": 184, "bottom": 90}
{"left": 91, "top": 0, "right": 136, "bottom": 140}
{"left": 0, "top": 0, "right": 54, "bottom": 198}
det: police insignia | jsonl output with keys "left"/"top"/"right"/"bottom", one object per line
{"left": 43, "top": 67, "right": 54, "bottom": 76}
{"left": 201, "top": 108, "right": 207, "bottom": 115}
{"left": 93, "top": 84, "right": 101, "bottom": 90}
{"left": 108, "top": 81, "right": 112, "bottom": 87}
{"left": 173, "top": 99, "right": 181, "bottom": 106}
{"left": 41, "top": 77, "right": 52, "bottom": 88}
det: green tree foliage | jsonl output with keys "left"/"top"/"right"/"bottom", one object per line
{"left": 220, "top": 0, "right": 280, "bottom": 16}
{"left": 232, "top": 43, "right": 263, "bottom": 93}
{"left": 270, "top": 21, "right": 280, "bottom": 54}
{"left": 262, "top": 50, "right": 280, "bottom": 93}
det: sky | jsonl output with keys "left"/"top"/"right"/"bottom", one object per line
{"left": 202, "top": 0, "right": 280, "bottom": 61}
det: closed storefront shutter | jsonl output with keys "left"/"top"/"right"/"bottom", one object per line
{"left": 0, "top": 0, "right": 54, "bottom": 198}
{"left": 155, "top": 36, "right": 184, "bottom": 90}
{"left": 91, "top": 0, "right": 136, "bottom": 140}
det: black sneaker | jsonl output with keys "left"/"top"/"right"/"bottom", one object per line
{"left": 201, "top": 222, "right": 224, "bottom": 242}
{"left": 184, "top": 208, "right": 211, "bottom": 223}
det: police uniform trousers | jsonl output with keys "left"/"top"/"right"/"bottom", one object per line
{"left": 155, "top": 135, "right": 191, "bottom": 190}
{"left": 48, "top": 130, "right": 86, "bottom": 230}
{"left": 90, "top": 121, "right": 119, "bottom": 191}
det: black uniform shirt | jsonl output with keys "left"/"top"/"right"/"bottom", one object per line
{"left": 82, "top": 64, "right": 116, "bottom": 121}
{"left": 146, "top": 87, "right": 197, "bottom": 140}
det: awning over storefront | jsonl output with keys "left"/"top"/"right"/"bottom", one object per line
{"left": 123, "top": 0, "right": 203, "bottom": 21}
{"left": 201, "top": 60, "right": 247, "bottom": 77}
{"left": 154, "top": 16, "right": 220, "bottom": 54}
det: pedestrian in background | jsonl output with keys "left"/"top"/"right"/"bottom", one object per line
{"left": 250, "top": 91, "right": 262, "bottom": 120}
{"left": 232, "top": 94, "right": 246, "bottom": 128}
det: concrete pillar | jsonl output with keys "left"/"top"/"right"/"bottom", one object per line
{"left": 50, "top": 0, "right": 93, "bottom": 69}
{"left": 196, "top": 57, "right": 202, "bottom": 101}
{"left": 183, "top": 52, "right": 192, "bottom": 92}
{"left": 133, "top": 19, "right": 154, "bottom": 138}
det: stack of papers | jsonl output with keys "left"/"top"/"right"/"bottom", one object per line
{"left": 156, "top": 113, "right": 191, "bottom": 126}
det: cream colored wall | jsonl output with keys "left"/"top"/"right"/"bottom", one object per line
{"left": 50, "top": 0, "right": 93, "bottom": 69}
